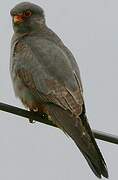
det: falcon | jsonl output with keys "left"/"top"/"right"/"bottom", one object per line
{"left": 10, "top": 2, "right": 108, "bottom": 178}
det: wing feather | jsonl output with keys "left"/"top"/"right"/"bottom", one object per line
{"left": 11, "top": 37, "right": 84, "bottom": 116}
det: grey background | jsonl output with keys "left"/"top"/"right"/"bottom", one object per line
{"left": 0, "top": 0, "right": 118, "bottom": 179}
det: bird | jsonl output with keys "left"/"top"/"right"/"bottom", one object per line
{"left": 10, "top": 2, "right": 108, "bottom": 178}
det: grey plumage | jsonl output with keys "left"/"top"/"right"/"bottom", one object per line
{"left": 10, "top": 2, "right": 108, "bottom": 178}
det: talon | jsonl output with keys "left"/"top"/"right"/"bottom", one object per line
{"left": 33, "top": 107, "right": 39, "bottom": 112}
{"left": 29, "top": 109, "right": 36, "bottom": 123}
{"left": 40, "top": 113, "right": 48, "bottom": 120}
{"left": 29, "top": 118, "right": 35, "bottom": 123}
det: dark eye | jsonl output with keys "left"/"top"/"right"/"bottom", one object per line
{"left": 24, "top": 10, "right": 32, "bottom": 17}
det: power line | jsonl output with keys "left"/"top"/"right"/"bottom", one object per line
{"left": 0, "top": 102, "right": 118, "bottom": 145}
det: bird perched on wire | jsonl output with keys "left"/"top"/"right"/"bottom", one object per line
{"left": 10, "top": 2, "right": 108, "bottom": 178}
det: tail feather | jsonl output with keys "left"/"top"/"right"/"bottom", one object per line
{"left": 81, "top": 150, "right": 108, "bottom": 178}
{"left": 45, "top": 102, "right": 108, "bottom": 178}
{"left": 83, "top": 153, "right": 102, "bottom": 178}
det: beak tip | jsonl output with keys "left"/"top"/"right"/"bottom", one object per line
{"left": 13, "top": 15, "right": 24, "bottom": 23}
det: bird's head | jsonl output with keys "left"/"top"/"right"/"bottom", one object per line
{"left": 10, "top": 2, "right": 46, "bottom": 33}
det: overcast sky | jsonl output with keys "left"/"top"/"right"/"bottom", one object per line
{"left": 0, "top": 0, "right": 118, "bottom": 179}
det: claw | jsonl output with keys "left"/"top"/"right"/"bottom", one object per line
{"left": 29, "top": 109, "right": 37, "bottom": 123}
{"left": 29, "top": 118, "right": 35, "bottom": 123}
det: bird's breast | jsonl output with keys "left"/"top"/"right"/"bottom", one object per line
{"left": 13, "top": 74, "right": 39, "bottom": 110}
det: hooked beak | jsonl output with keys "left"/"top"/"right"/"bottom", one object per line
{"left": 13, "top": 15, "right": 24, "bottom": 24}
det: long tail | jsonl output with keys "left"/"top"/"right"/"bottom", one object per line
{"left": 45, "top": 103, "right": 108, "bottom": 178}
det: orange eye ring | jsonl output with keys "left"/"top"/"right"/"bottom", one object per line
{"left": 24, "top": 10, "right": 32, "bottom": 17}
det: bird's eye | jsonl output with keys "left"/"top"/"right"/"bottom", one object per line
{"left": 24, "top": 10, "right": 32, "bottom": 17}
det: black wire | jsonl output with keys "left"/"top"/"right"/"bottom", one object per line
{"left": 0, "top": 102, "right": 56, "bottom": 127}
{"left": 0, "top": 102, "right": 118, "bottom": 145}
{"left": 93, "top": 130, "right": 118, "bottom": 144}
